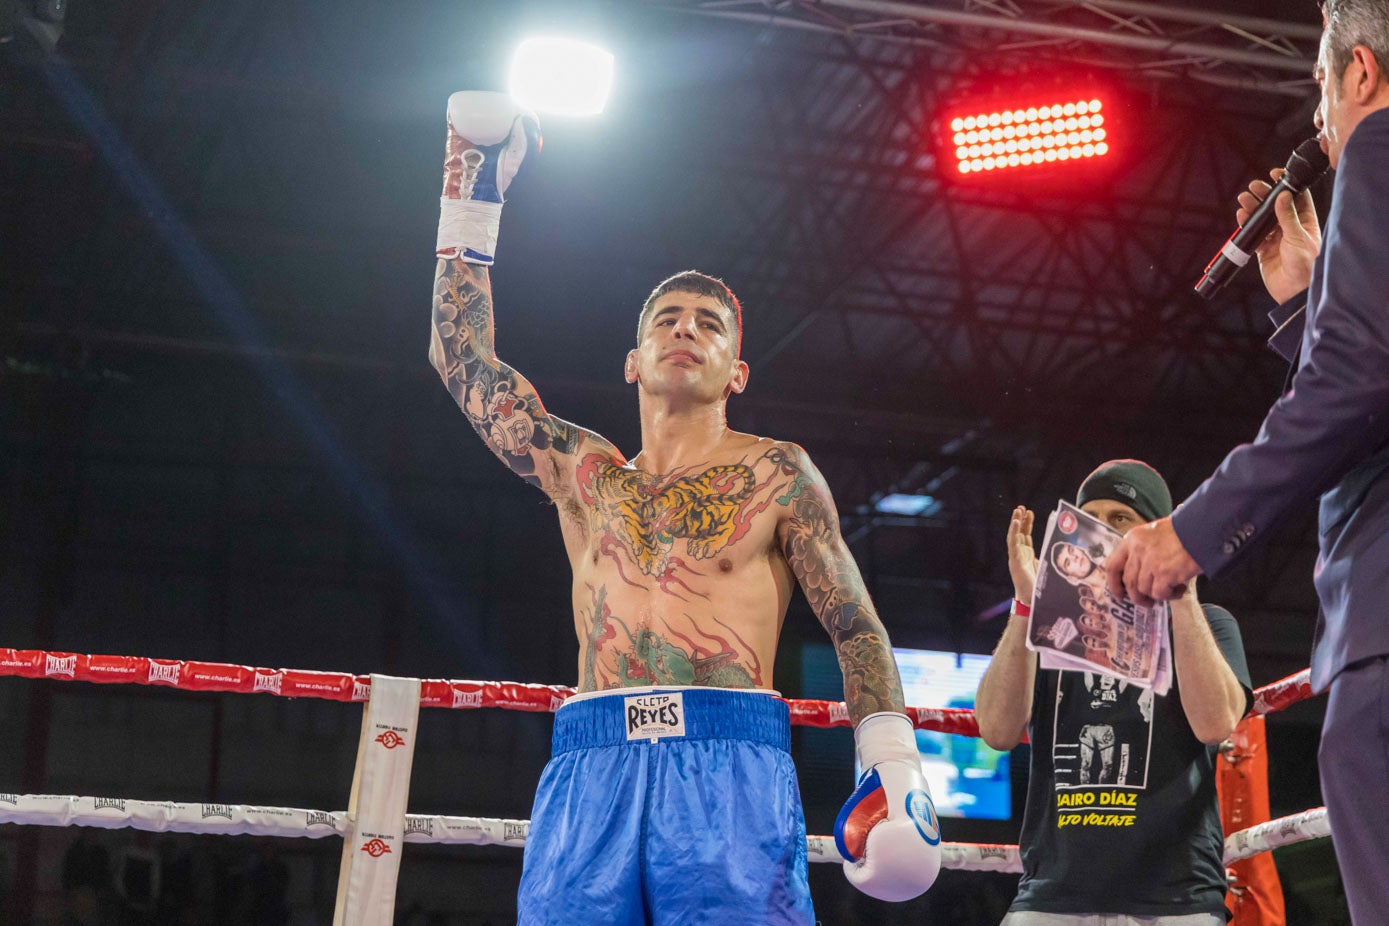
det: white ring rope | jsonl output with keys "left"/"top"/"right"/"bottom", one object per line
{"left": 0, "top": 793, "right": 1329, "bottom": 871}
{"left": 1221, "top": 807, "right": 1331, "bottom": 866}
{"left": 0, "top": 794, "right": 528, "bottom": 848}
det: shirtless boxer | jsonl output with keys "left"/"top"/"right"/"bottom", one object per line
{"left": 428, "top": 92, "right": 941, "bottom": 924}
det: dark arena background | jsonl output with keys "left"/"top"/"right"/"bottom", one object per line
{"left": 1, "top": 0, "right": 1344, "bottom": 923}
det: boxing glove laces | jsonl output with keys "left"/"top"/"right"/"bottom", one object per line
{"left": 437, "top": 91, "right": 540, "bottom": 265}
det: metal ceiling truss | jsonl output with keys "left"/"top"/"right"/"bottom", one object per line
{"left": 657, "top": 0, "right": 1321, "bottom": 97}
{"left": 665, "top": 30, "right": 1299, "bottom": 426}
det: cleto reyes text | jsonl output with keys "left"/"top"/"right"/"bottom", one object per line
{"left": 628, "top": 703, "right": 681, "bottom": 729}
{"left": 627, "top": 699, "right": 681, "bottom": 730}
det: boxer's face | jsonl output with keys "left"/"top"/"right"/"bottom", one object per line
{"left": 626, "top": 291, "right": 748, "bottom": 402}
{"left": 1080, "top": 499, "right": 1145, "bottom": 536}
{"left": 1054, "top": 544, "right": 1095, "bottom": 580}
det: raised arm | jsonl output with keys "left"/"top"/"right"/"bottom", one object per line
{"left": 430, "top": 260, "right": 618, "bottom": 496}
{"left": 1170, "top": 590, "right": 1249, "bottom": 744}
{"left": 974, "top": 505, "right": 1038, "bottom": 750}
{"left": 770, "top": 443, "right": 904, "bottom": 725}
{"left": 429, "top": 92, "right": 620, "bottom": 498}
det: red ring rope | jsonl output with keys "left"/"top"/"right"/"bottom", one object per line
{"left": 0, "top": 648, "right": 1319, "bottom": 733}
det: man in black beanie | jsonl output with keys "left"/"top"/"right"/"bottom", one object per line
{"left": 975, "top": 460, "right": 1252, "bottom": 925}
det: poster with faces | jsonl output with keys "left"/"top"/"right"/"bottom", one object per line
{"left": 1026, "top": 501, "right": 1171, "bottom": 694}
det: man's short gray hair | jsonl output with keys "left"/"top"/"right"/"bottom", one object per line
{"left": 1322, "top": 0, "right": 1389, "bottom": 81}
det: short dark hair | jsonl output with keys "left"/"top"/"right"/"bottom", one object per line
{"left": 637, "top": 270, "right": 743, "bottom": 356}
{"left": 1051, "top": 541, "right": 1096, "bottom": 579}
{"left": 1322, "top": 0, "right": 1389, "bottom": 81}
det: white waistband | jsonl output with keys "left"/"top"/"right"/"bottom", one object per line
{"left": 563, "top": 684, "right": 782, "bottom": 705}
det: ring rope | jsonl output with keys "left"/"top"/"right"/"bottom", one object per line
{"left": 0, "top": 649, "right": 1317, "bottom": 736}
{"left": 0, "top": 650, "right": 1333, "bottom": 880}
{"left": 0, "top": 793, "right": 1328, "bottom": 872}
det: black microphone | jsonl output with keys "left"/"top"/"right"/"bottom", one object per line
{"left": 1195, "top": 138, "right": 1330, "bottom": 299}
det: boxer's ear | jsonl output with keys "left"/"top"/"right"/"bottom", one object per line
{"left": 726, "top": 359, "right": 749, "bottom": 395}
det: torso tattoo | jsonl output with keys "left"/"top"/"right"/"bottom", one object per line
{"left": 568, "top": 444, "right": 903, "bottom": 722}
{"left": 571, "top": 448, "right": 791, "bottom": 691}
{"left": 577, "top": 455, "right": 765, "bottom": 582}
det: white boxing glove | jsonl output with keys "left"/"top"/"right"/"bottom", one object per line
{"left": 437, "top": 91, "right": 541, "bottom": 265}
{"left": 835, "top": 711, "right": 942, "bottom": 902}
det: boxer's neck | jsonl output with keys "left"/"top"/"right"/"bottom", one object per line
{"left": 634, "top": 394, "right": 731, "bottom": 473}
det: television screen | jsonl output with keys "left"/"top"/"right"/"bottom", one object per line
{"left": 874, "top": 648, "right": 1012, "bottom": 821}
{"left": 798, "top": 644, "right": 1013, "bottom": 821}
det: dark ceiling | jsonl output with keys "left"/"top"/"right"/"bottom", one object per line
{"left": 4, "top": 0, "right": 1327, "bottom": 717}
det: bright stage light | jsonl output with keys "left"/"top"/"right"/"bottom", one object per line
{"left": 508, "top": 37, "right": 614, "bottom": 116}
{"left": 943, "top": 95, "right": 1111, "bottom": 176}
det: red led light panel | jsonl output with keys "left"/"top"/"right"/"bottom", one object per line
{"left": 947, "top": 98, "right": 1109, "bottom": 175}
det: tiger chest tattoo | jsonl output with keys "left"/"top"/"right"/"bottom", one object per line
{"left": 575, "top": 454, "right": 779, "bottom": 580}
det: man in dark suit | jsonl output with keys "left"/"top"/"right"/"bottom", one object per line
{"left": 1105, "top": 2, "right": 1389, "bottom": 921}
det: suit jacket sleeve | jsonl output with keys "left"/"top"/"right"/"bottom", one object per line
{"left": 1172, "top": 110, "right": 1389, "bottom": 576}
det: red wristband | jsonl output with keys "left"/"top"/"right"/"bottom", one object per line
{"left": 1012, "top": 599, "right": 1032, "bottom": 617}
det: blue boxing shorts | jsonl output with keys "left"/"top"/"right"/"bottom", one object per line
{"left": 517, "top": 687, "right": 815, "bottom": 926}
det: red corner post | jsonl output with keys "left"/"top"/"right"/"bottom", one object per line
{"left": 1217, "top": 714, "right": 1287, "bottom": 925}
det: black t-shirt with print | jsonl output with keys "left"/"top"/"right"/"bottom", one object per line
{"left": 1011, "top": 603, "right": 1252, "bottom": 917}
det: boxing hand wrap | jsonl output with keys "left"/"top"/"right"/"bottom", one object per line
{"left": 437, "top": 91, "right": 540, "bottom": 265}
{"left": 835, "top": 711, "right": 942, "bottom": 902}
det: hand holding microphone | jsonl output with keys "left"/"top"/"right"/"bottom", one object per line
{"left": 1195, "top": 138, "right": 1329, "bottom": 301}
{"left": 1235, "top": 167, "right": 1324, "bottom": 304}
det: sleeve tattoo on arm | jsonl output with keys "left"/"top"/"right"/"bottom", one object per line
{"left": 431, "top": 259, "right": 586, "bottom": 490}
{"left": 768, "top": 445, "right": 906, "bottom": 723}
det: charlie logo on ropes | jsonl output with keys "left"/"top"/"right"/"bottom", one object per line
{"left": 504, "top": 822, "right": 528, "bottom": 842}
{"left": 45, "top": 654, "right": 76, "bottom": 677}
{"left": 405, "top": 817, "right": 435, "bottom": 837}
{"left": 360, "top": 836, "right": 393, "bottom": 858}
{"left": 201, "top": 804, "right": 233, "bottom": 820}
{"left": 0, "top": 794, "right": 18, "bottom": 805}
{"left": 452, "top": 687, "right": 483, "bottom": 708}
{"left": 305, "top": 811, "right": 336, "bottom": 828}
{"left": 148, "top": 662, "right": 181, "bottom": 685}
{"left": 93, "top": 798, "right": 126, "bottom": 812}
{"left": 624, "top": 692, "right": 686, "bottom": 741}
{"left": 254, "top": 671, "right": 283, "bottom": 694}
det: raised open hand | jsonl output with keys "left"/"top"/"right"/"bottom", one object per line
{"left": 1006, "top": 505, "right": 1038, "bottom": 605}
